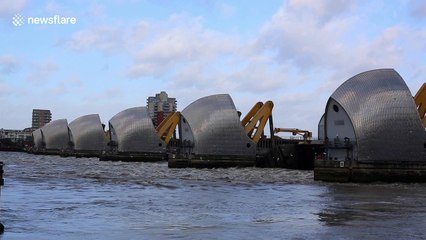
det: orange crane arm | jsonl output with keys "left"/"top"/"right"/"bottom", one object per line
{"left": 156, "top": 112, "right": 181, "bottom": 145}
{"left": 274, "top": 128, "right": 312, "bottom": 141}
{"left": 242, "top": 101, "right": 274, "bottom": 144}
{"left": 414, "top": 83, "right": 426, "bottom": 127}
{"left": 241, "top": 102, "right": 263, "bottom": 126}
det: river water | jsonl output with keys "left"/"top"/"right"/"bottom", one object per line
{"left": 0, "top": 151, "right": 425, "bottom": 239}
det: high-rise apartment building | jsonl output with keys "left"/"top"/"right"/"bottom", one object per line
{"left": 147, "top": 91, "right": 177, "bottom": 126}
{"left": 32, "top": 109, "right": 52, "bottom": 129}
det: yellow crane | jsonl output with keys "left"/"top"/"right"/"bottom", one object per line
{"left": 414, "top": 83, "right": 426, "bottom": 128}
{"left": 241, "top": 101, "right": 274, "bottom": 144}
{"left": 273, "top": 128, "right": 312, "bottom": 142}
{"left": 156, "top": 112, "right": 181, "bottom": 144}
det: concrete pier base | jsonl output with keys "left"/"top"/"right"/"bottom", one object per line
{"left": 314, "top": 160, "right": 426, "bottom": 182}
{"left": 31, "top": 150, "right": 73, "bottom": 157}
{"left": 168, "top": 154, "right": 256, "bottom": 168}
{"left": 75, "top": 153, "right": 100, "bottom": 158}
{"left": 99, "top": 152, "right": 167, "bottom": 162}
{"left": 74, "top": 151, "right": 103, "bottom": 158}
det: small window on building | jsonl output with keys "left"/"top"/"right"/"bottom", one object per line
{"left": 334, "top": 120, "right": 344, "bottom": 126}
{"left": 333, "top": 104, "right": 339, "bottom": 112}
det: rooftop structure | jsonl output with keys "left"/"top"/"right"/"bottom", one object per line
{"left": 32, "top": 109, "right": 52, "bottom": 129}
{"left": 0, "top": 128, "right": 33, "bottom": 143}
{"left": 147, "top": 91, "right": 177, "bottom": 127}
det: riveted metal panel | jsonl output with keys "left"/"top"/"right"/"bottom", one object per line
{"left": 181, "top": 94, "right": 256, "bottom": 156}
{"left": 327, "top": 69, "right": 426, "bottom": 162}
{"left": 41, "top": 119, "right": 71, "bottom": 151}
{"left": 108, "top": 107, "right": 164, "bottom": 153}
{"left": 32, "top": 128, "right": 44, "bottom": 150}
{"left": 69, "top": 114, "right": 107, "bottom": 152}
{"left": 318, "top": 114, "right": 325, "bottom": 140}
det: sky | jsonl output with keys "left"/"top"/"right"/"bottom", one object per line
{"left": 0, "top": 0, "right": 425, "bottom": 137}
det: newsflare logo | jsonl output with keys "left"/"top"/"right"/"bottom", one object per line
{"left": 12, "top": 14, "right": 25, "bottom": 27}
{"left": 12, "top": 13, "right": 77, "bottom": 27}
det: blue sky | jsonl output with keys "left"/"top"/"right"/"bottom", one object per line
{"left": 0, "top": 0, "right": 425, "bottom": 137}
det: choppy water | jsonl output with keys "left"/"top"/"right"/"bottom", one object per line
{"left": 0, "top": 152, "right": 425, "bottom": 239}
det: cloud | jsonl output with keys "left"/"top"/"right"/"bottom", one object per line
{"left": 0, "top": 0, "right": 27, "bottom": 17}
{"left": 0, "top": 82, "right": 15, "bottom": 97}
{"left": 226, "top": 57, "right": 291, "bottom": 93}
{"left": 409, "top": 0, "right": 426, "bottom": 19}
{"left": 45, "top": 0, "right": 62, "bottom": 13}
{"left": 126, "top": 14, "right": 238, "bottom": 80}
{"left": 167, "top": 61, "right": 230, "bottom": 92}
{"left": 44, "top": 0, "right": 77, "bottom": 17}
{"left": 56, "top": 0, "right": 425, "bottom": 135}
{"left": 66, "top": 25, "right": 126, "bottom": 52}
{"left": 122, "top": 1, "right": 408, "bottom": 98}
{"left": 131, "top": 21, "right": 150, "bottom": 42}
{"left": 252, "top": 0, "right": 410, "bottom": 92}
{"left": 84, "top": 2, "right": 106, "bottom": 18}
{"left": 217, "top": 3, "right": 236, "bottom": 18}
{"left": 65, "top": 19, "right": 151, "bottom": 53}
{"left": 66, "top": 12, "right": 333, "bottom": 95}
{"left": 242, "top": 0, "right": 423, "bottom": 134}
{"left": 0, "top": 55, "right": 19, "bottom": 74}
{"left": 286, "top": 0, "right": 356, "bottom": 23}
{"left": 44, "top": 74, "right": 86, "bottom": 97}
{"left": 26, "top": 61, "right": 59, "bottom": 84}
{"left": 66, "top": 74, "right": 83, "bottom": 87}
{"left": 252, "top": 0, "right": 356, "bottom": 70}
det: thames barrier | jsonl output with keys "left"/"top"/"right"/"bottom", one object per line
{"left": 27, "top": 68, "right": 426, "bottom": 182}
{"left": 314, "top": 69, "right": 426, "bottom": 182}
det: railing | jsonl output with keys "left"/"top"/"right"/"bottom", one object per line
{"left": 257, "top": 138, "right": 311, "bottom": 149}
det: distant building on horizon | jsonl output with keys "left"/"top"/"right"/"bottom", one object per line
{"left": 147, "top": 91, "right": 177, "bottom": 127}
{"left": 0, "top": 128, "right": 33, "bottom": 144}
{"left": 32, "top": 109, "right": 52, "bottom": 129}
